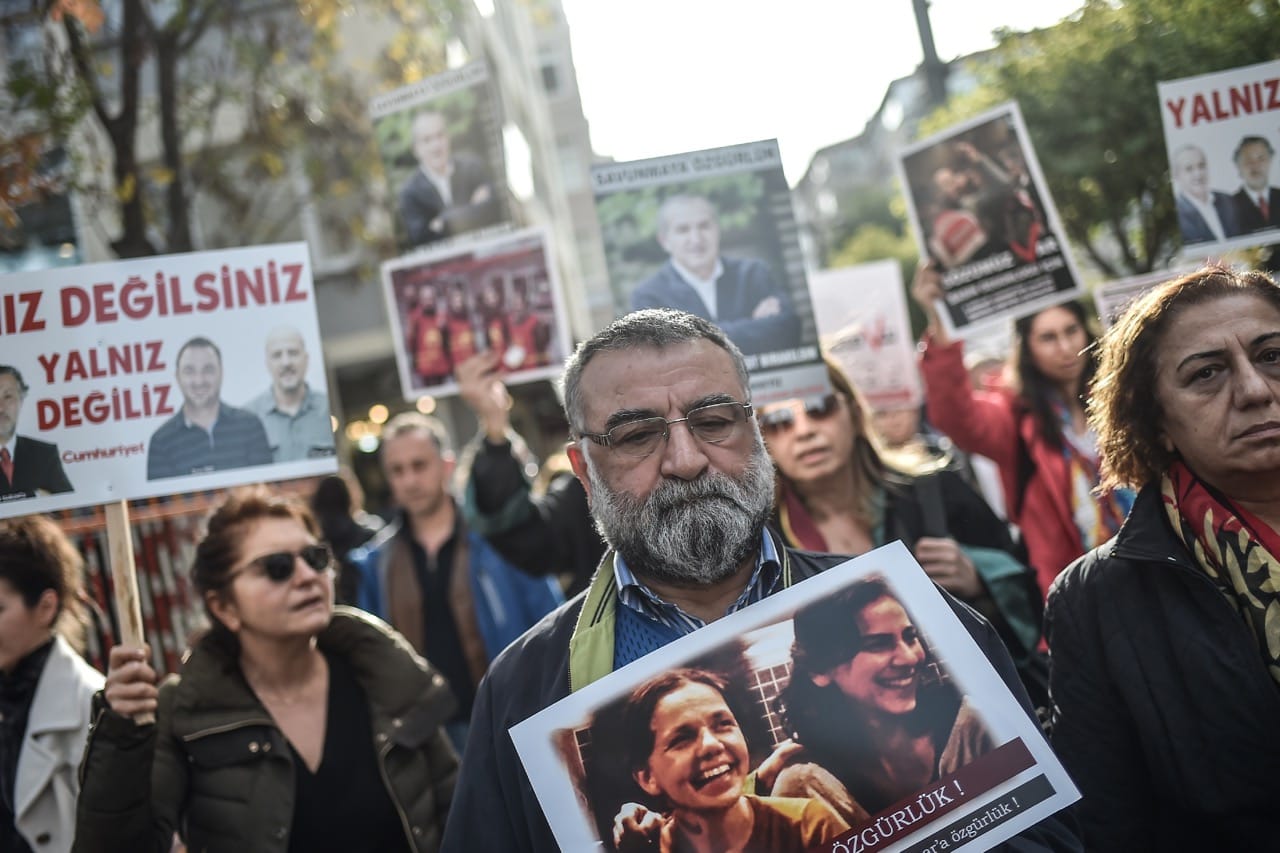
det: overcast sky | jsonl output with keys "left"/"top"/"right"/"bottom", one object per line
{"left": 560, "top": 0, "right": 1086, "bottom": 183}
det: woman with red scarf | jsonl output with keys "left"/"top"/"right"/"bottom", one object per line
{"left": 1047, "top": 265, "right": 1280, "bottom": 850}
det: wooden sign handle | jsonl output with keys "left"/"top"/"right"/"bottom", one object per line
{"left": 103, "top": 500, "right": 155, "bottom": 725}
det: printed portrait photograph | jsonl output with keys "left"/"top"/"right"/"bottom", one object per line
{"left": 900, "top": 113, "right": 1048, "bottom": 274}
{"left": 372, "top": 70, "right": 509, "bottom": 253}
{"left": 594, "top": 170, "right": 815, "bottom": 363}
{"left": 549, "top": 574, "right": 998, "bottom": 853}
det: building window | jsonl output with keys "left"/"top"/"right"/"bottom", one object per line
{"left": 540, "top": 63, "right": 559, "bottom": 94}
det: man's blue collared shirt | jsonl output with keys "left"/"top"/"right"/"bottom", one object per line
{"left": 613, "top": 530, "right": 781, "bottom": 635}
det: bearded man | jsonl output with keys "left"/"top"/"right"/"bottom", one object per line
{"left": 442, "top": 309, "right": 1082, "bottom": 852}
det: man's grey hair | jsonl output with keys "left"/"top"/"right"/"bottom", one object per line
{"left": 1172, "top": 143, "right": 1208, "bottom": 175}
{"left": 559, "top": 309, "right": 750, "bottom": 435}
{"left": 382, "top": 411, "right": 453, "bottom": 457}
{"left": 655, "top": 194, "right": 717, "bottom": 238}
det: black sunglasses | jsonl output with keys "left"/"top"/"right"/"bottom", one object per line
{"left": 758, "top": 394, "right": 841, "bottom": 435}
{"left": 232, "top": 544, "right": 333, "bottom": 584}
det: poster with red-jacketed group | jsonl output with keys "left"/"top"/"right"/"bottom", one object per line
{"left": 1158, "top": 59, "right": 1280, "bottom": 255}
{"left": 511, "top": 541, "right": 1080, "bottom": 853}
{"left": 897, "top": 103, "right": 1084, "bottom": 337}
{"left": 0, "top": 243, "right": 336, "bottom": 518}
{"left": 381, "top": 227, "right": 572, "bottom": 401}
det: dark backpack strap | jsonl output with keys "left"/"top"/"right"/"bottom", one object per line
{"left": 914, "top": 472, "right": 950, "bottom": 539}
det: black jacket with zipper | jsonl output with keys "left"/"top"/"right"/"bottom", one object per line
{"left": 1047, "top": 484, "right": 1280, "bottom": 851}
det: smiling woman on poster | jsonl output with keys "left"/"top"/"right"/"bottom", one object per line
{"left": 768, "top": 578, "right": 992, "bottom": 824}
{"left": 607, "top": 668, "right": 847, "bottom": 853}
{"left": 1047, "top": 265, "right": 1280, "bottom": 849}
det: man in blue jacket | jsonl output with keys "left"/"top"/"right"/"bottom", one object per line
{"left": 350, "top": 412, "right": 561, "bottom": 755}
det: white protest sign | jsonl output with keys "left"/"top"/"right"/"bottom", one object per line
{"left": 1158, "top": 59, "right": 1280, "bottom": 255}
{"left": 380, "top": 227, "right": 573, "bottom": 401}
{"left": 897, "top": 103, "right": 1085, "bottom": 337}
{"left": 0, "top": 242, "right": 336, "bottom": 518}
{"left": 591, "top": 140, "right": 829, "bottom": 405}
{"left": 810, "top": 260, "right": 923, "bottom": 412}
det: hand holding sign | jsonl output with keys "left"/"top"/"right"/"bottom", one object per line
{"left": 455, "top": 351, "right": 511, "bottom": 443}
{"left": 103, "top": 643, "right": 159, "bottom": 722}
{"left": 911, "top": 262, "right": 952, "bottom": 345}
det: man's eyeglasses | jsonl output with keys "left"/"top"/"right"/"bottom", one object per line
{"left": 230, "top": 544, "right": 333, "bottom": 584}
{"left": 758, "top": 394, "right": 842, "bottom": 436}
{"left": 578, "top": 401, "right": 754, "bottom": 459}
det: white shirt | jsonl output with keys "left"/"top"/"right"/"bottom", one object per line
{"left": 1179, "top": 191, "right": 1227, "bottom": 241}
{"left": 670, "top": 257, "right": 724, "bottom": 319}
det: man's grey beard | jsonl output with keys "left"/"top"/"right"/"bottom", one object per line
{"left": 584, "top": 432, "right": 776, "bottom": 587}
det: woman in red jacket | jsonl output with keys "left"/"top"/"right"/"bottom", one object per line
{"left": 912, "top": 264, "right": 1132, "bottom": 596}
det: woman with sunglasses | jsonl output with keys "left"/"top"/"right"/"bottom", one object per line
{"left": 758, "top": 358, "right": 1043, "bottom": 698}
{"left": 73, "top": 487, "right": 458, "bottom": 853}
{"left": 912, "top": 264, "right": 1132, "bottom": 597}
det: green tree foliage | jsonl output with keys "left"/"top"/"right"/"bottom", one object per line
{"left": 3, "top": 0, "right": 461, "bottom": 258}
{"left": 927, "top": 0, "right": 1280, "bottom": 276}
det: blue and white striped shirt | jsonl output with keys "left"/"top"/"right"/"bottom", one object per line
{"left": 613, "top": 530, "right": 782, "bottom": 634}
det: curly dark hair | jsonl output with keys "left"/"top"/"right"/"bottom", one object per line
{"left": 1090, "top": 265, "right": 1280, "bottom": 489}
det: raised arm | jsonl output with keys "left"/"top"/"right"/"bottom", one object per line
{"left": 912, "top": 263, "right": 1020, "bottom": 467}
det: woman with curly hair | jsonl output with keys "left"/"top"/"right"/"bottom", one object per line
{"left": 1048, "top": 265, "right": 1280, "bottom": 849}
{"left": 913, "top": 264, "right": 1132, "bottom": 595}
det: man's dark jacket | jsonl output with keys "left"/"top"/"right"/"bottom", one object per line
{"left": 442, "top": 534, "right": 1081, "bottom": 852}
{"left": 1047, "top": 485, "right": 1280, "bottom": 851}
{"left": 0, "top": 435, "right": 72, "bottom": 499}
{"left": 1232, "top": 185, "right": 1280, "bottom": 233}
{"left": 1175, "top": 190, "right": 1241, "bottom": 244}
{"left": 464, "top": 435, "right": 603, "bottom": 597}
{"left": 398, "top": 153, "right": 498, "bottom": 249}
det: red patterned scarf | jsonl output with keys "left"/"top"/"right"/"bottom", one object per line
{"left": 1161, "top": 461, "right": 1280, "bottom": 686}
